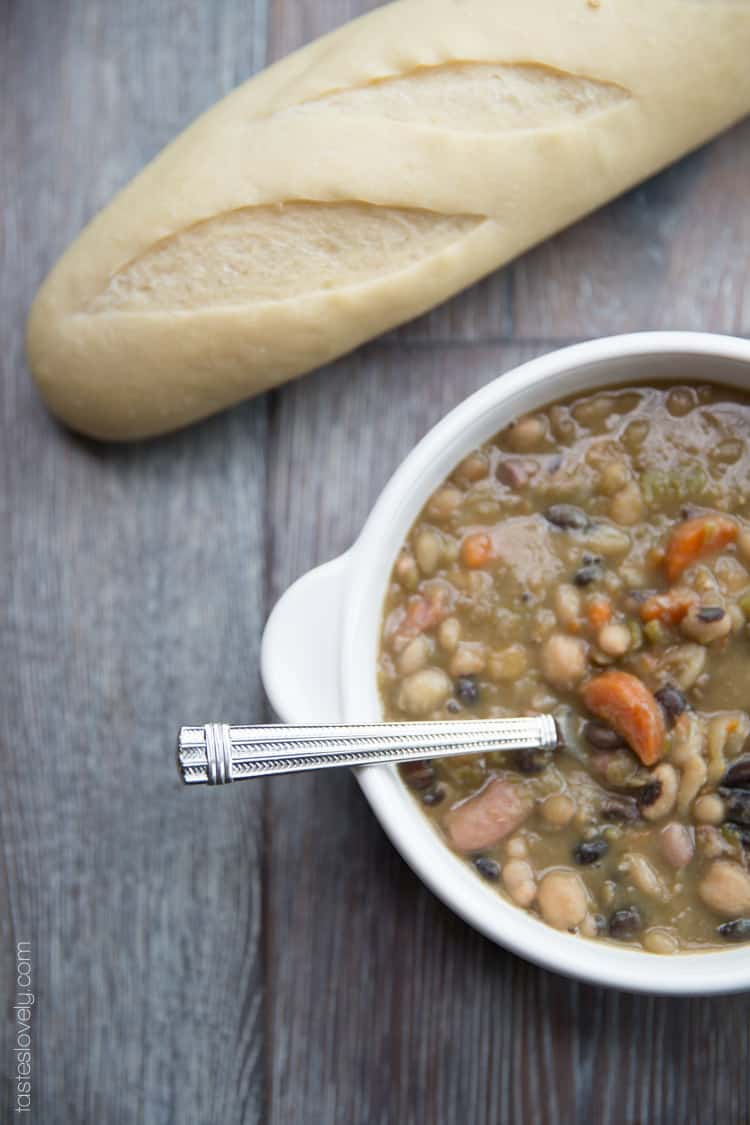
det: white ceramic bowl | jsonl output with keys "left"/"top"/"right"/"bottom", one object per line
{"left": 262, "top": 331, "right": 750, "bottom": 995}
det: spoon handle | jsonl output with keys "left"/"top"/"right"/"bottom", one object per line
{"left": 176, "top": 715, "right": 558, "bottom": 785}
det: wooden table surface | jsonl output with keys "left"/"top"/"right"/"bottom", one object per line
{"left": 3, "top": 2, "right": 750, "bottom": 1122}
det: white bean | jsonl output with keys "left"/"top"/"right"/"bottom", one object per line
{"left": 415, "top": 529, "right": 443, "bottom": 577}
{"left": 427, "top": 486, "right": 463, "bottom": 521}
{"left": 554, "top": 584, "right": 581, "bottom": 630}
{"left": 677, "top": 754, "right": 707, "bottom": 817}
{"left": 610, "top": 481, "right": 644, "bottom": 526}
{"left": 659, "top": 823, "right": 695, "bottom": 869}
{"left": 699, "top": 860, "right": 750, "bottom": 917}
{"left": 621, "top": 852, "right": 670, "bottom": 901}
{"left": 449, "top": 642, "right": 486, "bottom": 677}
{"left": 693, "top": 794, "right": 725, "bottom": 826}
{"left": 397, "top": 668, "right": 452, "bottom": 716}
{"left": 541, "top": 793, "right": 576, "bottom": 829}
{"left": 397, "top": 635, "right": 431, "bottom": 676}
{"left": 505, "top": 835, "right": 529, "bottom": 860}
{"left": 642, "top": 762, "right": 678, "bottom": 822}
{"left": 670, "top": 713, "right": 705, "bottom": 767}
{"left": 507, "top": 415, "right": 545, "bottom": 452}
{"left": 643, "top": 929, "right": 679, "bottom": 955}
{"left": 537, "top": 870, "right": 589, "bottom": 931}
{"left": 597, "top": 623, "right": 631, "bottom": 657}
{"left": 437, "top": 616, "right": 461, "bottom": 652}
{"left": 502, "top": 860, "right": 536, "bottom": 907}
{"left": 540, "top": 633, "right": 587, "bottom": 691}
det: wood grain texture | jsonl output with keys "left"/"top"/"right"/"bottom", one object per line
{"left": 1, "top": 2, "right": 270, "bottom": 1123}
{"left": 4, "top": 0, "right": 750, "bottom": 1123}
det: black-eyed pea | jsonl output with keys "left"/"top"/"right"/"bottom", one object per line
{"left": 507, "top": 415, "right": 546, "bottom": 452}
{"left": 541, "top": 793, "right": 576, "bottom": 829}
{"left": 438, "top": 616, "right": 461, "bottom": 653}
{"left": 693, "top": 793, "right": 726, "bottom": 826}
{"left": 397, "top": 668, "right": 452, "bottom": 716}
{"left": 397, "top": 634, "right": 432, "bottom": 676}
{"left": 699, "top": 860, "right": 750, "bottom": 917}
{"left": 680, "top": 605, "right": 732, "bottom": 645}
{"left": 642, "top": 763, "right": 678, "bottom": 821}
{"left": 501, "top": 859, "right": 536, "bottom": 907}
{"left": 449, "top": 642, "right": 486, "bottom": 678}
{"left": 488, "top": 644, "right": 528, "bottom": 683}
{"left": 537, "top": 870, "right": 589, "bottom": 931}
{"left": 540, "top": 633, "right": 587, "bottom": 691}
{"left": 610, "top": 481, "right": 644, "bottom": 526}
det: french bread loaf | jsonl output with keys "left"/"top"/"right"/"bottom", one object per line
{"left": 27, "top": 0, "right": 750, "bottom": 440}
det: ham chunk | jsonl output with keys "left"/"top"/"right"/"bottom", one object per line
{"left": 444, "top": 777, "right": 530, "bottom": 853}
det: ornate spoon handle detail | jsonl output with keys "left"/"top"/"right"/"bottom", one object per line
{"left": 176, "top": 715, "right": 558, "bottom": 785}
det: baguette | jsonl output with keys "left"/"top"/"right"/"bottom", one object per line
{"left": 27, "top": 0, "right": 750, "bottom": 440}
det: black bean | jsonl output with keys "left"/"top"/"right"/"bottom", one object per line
{"left": 654, "top": 683, "right": 688, "bottom": 727}
{"left": 455, "top": 676, "right": 479, "bottom": 705}
{"left": 445, "top": 699, "right": 461, "bottom": 714}
{"left": 608, "top": 905, "right": 643, "bottom": 941}
{"left": 584, "top": 720, "right": 627, "bottom": 751}
{"left": 718, "top": 918, "right": 750, "bottom": 943}
{"left": 545, "top": 504, "right": 591, "bottom": 531}
{"left": 601, "top": 793, "right": 641, "bottom": 822}
{"left": 636, "top": 780, "right": 663, "bottom": 808}
{"left": 401, "top": 760, "right": 436, "bottom": 791}
{"left": 422, "top": 787, "right": 445, "bottom": 807}
{"left": 474, "top": 856, "right": 500, "bottom": 881}
{"left": 574, "top": 838, "right": 609, "bottom": 865}
{"left": 696, "top": 606, "right": 725, "bottom": 623}
{"left": 593, "top": 913, "right": 607, "bottom": 936}
{"left": 573, "top": 563, "right": 603, "bottom": 587}
{"left": 521, "top": 591, "right": 533, "bottom": 604}
{"left": 582, "top": 553, "right": 603, "bottom": 566}
{"left": 722, "top": 758, "right": 750, "bottom": 789}
{"left": 719, "top": 788, "right": 750, "bottom": 826}
{"left": 511, "top": 747, "right": 549, "bottom": 774}
{"left": 724, "top": 822, "right": 750, "bottom": 849}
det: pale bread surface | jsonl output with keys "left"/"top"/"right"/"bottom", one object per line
{"left": 27, "top": 0, "right": 750, "bottom": 439}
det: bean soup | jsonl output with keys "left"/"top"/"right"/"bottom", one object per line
{"left": 377, "top": 385, "right": 750, "bottom": 953}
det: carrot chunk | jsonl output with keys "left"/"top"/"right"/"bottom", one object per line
{"left": 586, "top": 595, "right": 612, "bottom": 630}
{"left": 640, "top": 588, "right": 698, "bottom": 627}
{"left": 460, "top": 532, "right": 493, "bottom": 569}
{"left": 663, "top": 515, "right": 737, "bottom": 584}
{"left": 582, "top": 670, "right": 666, "bottom": 766}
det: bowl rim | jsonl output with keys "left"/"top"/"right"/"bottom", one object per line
{"left": 340, "top": 331, "right": 750, "bottom": 995}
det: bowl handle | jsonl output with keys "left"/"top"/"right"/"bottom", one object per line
{"left": 260, "top": 552, "right": 351, "bottom": 724}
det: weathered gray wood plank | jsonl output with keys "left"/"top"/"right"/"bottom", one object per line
{"left": 513, "top": 119, "right": 750, "bottom": 340}
{"left": 266, "top": 341, "right": 750, "bottom": 1125}
{"left": 1, "top": 2, "right": 269, "bottom": 1123}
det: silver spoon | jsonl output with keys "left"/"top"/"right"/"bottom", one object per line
{"left": 176, "top": 715, "right": 558, "bottom": 785}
